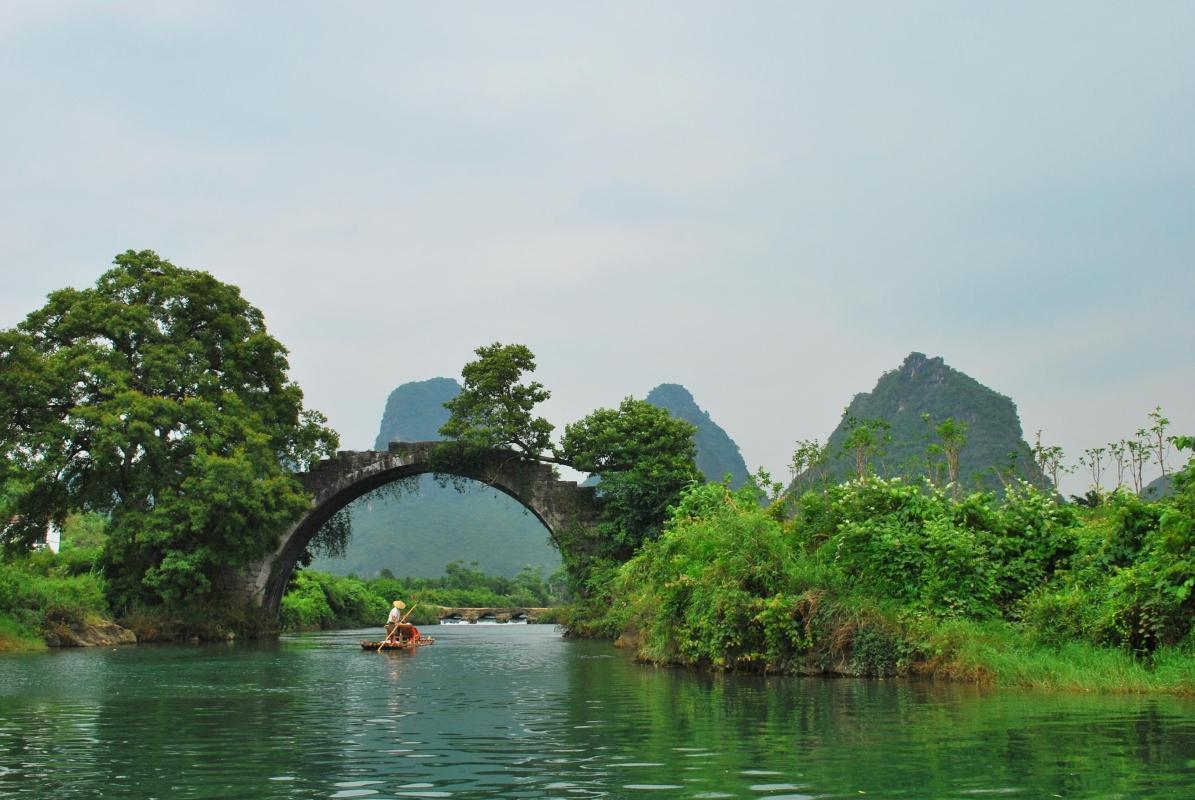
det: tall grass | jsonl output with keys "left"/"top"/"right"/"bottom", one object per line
{"left": 0, "top": 613, "right": 46, "bottom": 652}
{"left": 0, "top": 549, "right": 108, "bottom": 652}
{"left": 913, "top": 617, "right": 1195, "bottom": 694}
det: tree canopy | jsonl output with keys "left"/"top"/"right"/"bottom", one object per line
{"left": 439, "top": 343, "right": 554, "bottom": 457}
{"left": 0, "top": 250, "right": 338, "bottom": 608}
{"left": 559, "top": 397, "right": 701, "bottom": 558}
{"left": 434, "top": 344, "right": 701, "bottom": 562}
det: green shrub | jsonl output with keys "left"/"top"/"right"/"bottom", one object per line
{"left": 983, "top": 483, "right": 1077, "bottom": 608}
{"left": 613, "top": 482, "right": 806, "bottom": 670}
{"left": 798, "top": 478, "right": 1074, "bottom": 621}
{"left": 0, "top": 560, "right": 108, "bottom": 618}
{"left": 0, "top": 612, "right": 45, "bottom": 652}
{"left": 1020, "top": 583, "right": 1097, "bottom": 647}
{"left": 316, "top": 572, "right": 387, "bottom": 626}
{"left": 279, "top": 571, "right": 336, "bottom": 630}
{"left": 848, "top": 626, "right": 909, "bottom": 677}
{"left": 0, "top": 553, "right": 110, "bottom": 648}
{"left": 918, "top": 516, "right": 997, "bottom": 617}
{"left": 559, "top": 558, "right": 625, "bottom": 638}
{"left": 569, "top": 443, "right": 1195, "bottom": 688}
{"left": 1018, "top": 459, "right": 1194, "bottom": 655}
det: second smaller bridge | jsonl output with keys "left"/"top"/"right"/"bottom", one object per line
{"left": 434, "top": 606, "right": 555, "bottom": 623}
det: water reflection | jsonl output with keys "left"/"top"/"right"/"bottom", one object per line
{"left": 1, "top": 626, "right": 1193, "bottom": 798}
{"left": 560, "top": 652, "right": 1195, "bottom": 798}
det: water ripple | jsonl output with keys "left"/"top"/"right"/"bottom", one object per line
{"left": 1, "top": 626, "right": 1194, "bottom": 799}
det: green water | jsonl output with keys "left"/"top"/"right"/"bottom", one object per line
{"left": 1, "top": 625, "right": 1193, "bottom": 799}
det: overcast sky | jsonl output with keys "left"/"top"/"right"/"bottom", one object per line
{"left": 2, "top": 2, "right": 1191, "bottom": 494}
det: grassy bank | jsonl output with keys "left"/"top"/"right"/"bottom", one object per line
{"left": 898, "top": 616, "right": 1194, "bottom": 693}
{"left": 0, "top": 548, "right": 565, "bottom": 647}
{"left": 568, "top": 460, "right": 1195, "bottom": 694}
{"left": 0, "top": 547, "right": 275, "bottom": 648}
{"left": 0, "top": 614, "right": 45, "bottom": 652}
{"left": 0, "top": 546, "right": 109, "bottom": 652}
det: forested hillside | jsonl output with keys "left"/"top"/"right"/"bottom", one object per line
{"left": 793, "top": 353, "right": 1046, "bottom": 493}
{"left": 645, "top": 384, "right": 751, "bottom": 487}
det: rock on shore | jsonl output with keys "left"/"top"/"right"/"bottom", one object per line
{"left": 45, "top": 620, "right": 137, "bottom": 648}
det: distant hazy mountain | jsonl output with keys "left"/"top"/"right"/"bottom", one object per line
{"left": 645, "top": 383, "right": 751, "bottom": 488}
{"left": 793, "top": 352, "right": 1046, "bottom": 493}
{"left": 313, "top": 377, "right": 559, "bottom": 579}
{"left": 374, "top": 377, "right": 460, "bottom": 448}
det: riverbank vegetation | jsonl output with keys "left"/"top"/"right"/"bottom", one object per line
{"left": 0, "top": 251, "right": 338, "bottom": 642}
{"left": 0, "top": 547, "right": 566, "bottom": 647}
{"left": 430, "top": 344, "right": 1194, "bottom": 693}
{"left": 0, "top": 512, "right": 228, "bottom": 649}
{"left": 0, "top": 528, "right": 108, "bottom": 651}
{"left": 280, "top": 561, "right": 566, "bottom": 631}
{"left": 3, "top": 295, "right": 1191, "bottom": 699}
{"left": 565, "top": 436, "right": 1195, "bottom": 693}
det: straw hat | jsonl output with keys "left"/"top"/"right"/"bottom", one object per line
{"left": 393, "top": 600, "right": 406, "bottom": 609}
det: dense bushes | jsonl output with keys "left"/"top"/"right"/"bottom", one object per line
{"left": 1022, "top": 484, "right": 1195, "bottom": 655}
{"left": 593, "top": 447, "right": 1195, "bottom": 687}
{"left": 610, "top": 481, "right": 932, "bottom": 674}
{"left": 280, "top": 570, "right": 389, "bottom": 631}
{"left": 796, "top": 479, "right": 1077, "bottom": 619}
{"left": 1007, "top": 443, "right": 1195, "bottom": 658}
{"left": 615, "top": 482, "right": 808, "bottom": 669}
{"left": 0, "top": 546, "right": 109, "bottom": 650}
{"left": 1, "top": 541, "right": 281, "bottom": 646}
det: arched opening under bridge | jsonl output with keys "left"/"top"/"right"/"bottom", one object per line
{"left": 308, "top": 473, "right": 560, "bottom": 581}
{"left": 239, "top": 442, "right": 601, "bottom": 617}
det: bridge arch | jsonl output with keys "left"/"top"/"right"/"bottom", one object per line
{"left": 241, "top": 441, "right": 601, "bottom": 617}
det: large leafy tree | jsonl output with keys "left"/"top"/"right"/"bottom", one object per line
{"left": 439, "top": 342, "right": 555, "bottom": 457}
{"left": 559, "top": 397, "right": 700, "bottom": 558}
{"left": 436, "top": 344, "right": 700, "bottom": 560}
{"left": 0, "top": 250, "right": 338, "bottom": 608}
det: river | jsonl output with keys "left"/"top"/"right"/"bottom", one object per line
{"left": 1, "top": 625, "right": 1193, "bottom": 799}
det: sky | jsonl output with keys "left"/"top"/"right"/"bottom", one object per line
{"left": 2, "top": 2, "right": 1192, "bottom": 495}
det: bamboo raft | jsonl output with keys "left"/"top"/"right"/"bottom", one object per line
{"left": 361, "top": 637, "right": 434, "bottom": 651}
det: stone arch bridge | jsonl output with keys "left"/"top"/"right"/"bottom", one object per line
{"left": 238, "top": 441, "right": 601, "bottom": 616}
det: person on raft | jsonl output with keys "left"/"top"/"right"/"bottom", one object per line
{"left": 383, "top": 600, "right": 406, "bottom": 643}
{"left": 382, "top": 600, "right": 423, "bottom": 646}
